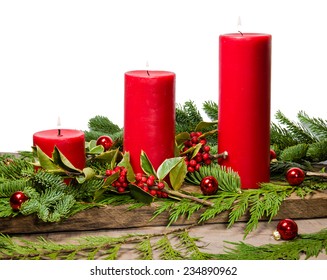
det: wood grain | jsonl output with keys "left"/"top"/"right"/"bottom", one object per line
{"left": 1, "top": 188, "right": 326, "bottom": 235}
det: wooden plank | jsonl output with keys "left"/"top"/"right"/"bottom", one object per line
{"left": 1, "top": 189, "right": 326, "bottom": 234}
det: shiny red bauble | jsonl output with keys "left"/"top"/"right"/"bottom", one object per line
{"left": 200, "top": 176, "right": 219, "bottom": 195}
{"left": 10, "top": 191, "right": 28, "bottom": 211}
{"left": 275, "top": 218, "right": 298, "bottom": 240}
{"left": 270, "top": 149, "right": 277, "bottom": 160}
{"left": 96, "top": 135, "right": 113, "bottom": 151}
{"left": 286, "top": 167, "right": 305, "bottom": 186}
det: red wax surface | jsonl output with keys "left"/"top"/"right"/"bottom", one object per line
{"left": 33, "top": 129, "right": 86, "bottom": 170}
{"left": 124, "top": 70, "right": 175, "bottom": 173}
{"left": 218, "top": 33, "right": 271, "bottom": 189}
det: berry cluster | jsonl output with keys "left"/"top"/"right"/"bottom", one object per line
{"left": 134, "top": 173, "right": 168, "bottom": 198}
{"left": 105, "top": 166, "right": 129, "bottom": 193}
{"left": 105, "top": 167, "right": 168, "bottom": 198}
{"left": 183, "top": 131, "right": 212, "bottom": 173}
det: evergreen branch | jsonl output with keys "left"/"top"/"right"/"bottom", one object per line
{"left": 297, "top": 111, "right": 327, "bottom": 141}
{"left": 177, "top": 230, "right": 213, "bottom": 260}
{"left": 275, "top": 110, "right": 317, "bottom": 144}
{"left": 270, "top": 123, "right": 299, "bottom": 150}
{"left": 279, "top": 143, "right": 309, "bottom": 162}
{"left": 155, "top": 235, "right": 184, "bottom": 260}
{"left": 88, "top": 115, "right": 121, "bottom": 135}
{"left": 306, "top": 140, "right": 327, "bottom": 162}
{"left": 202, "top": 100, "right": 218, "bottom": 121}
{"left": 136, "top": 237, "right": 153, "bottom": 260}
{"left": 213, "top": 228, "right": 327, "bottom": 260}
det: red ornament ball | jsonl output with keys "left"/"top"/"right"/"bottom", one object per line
{"left": 96, "top": 135, "right": 113, "bottom": 151}
{"left": 286, "top": 167, "right": 305, "bottom": 186}
{"left": 274, "top": 218, "right": 298, "bottom": 240}
{"left": 270, "top": 149, "right": 277, "bottom": 160}
{"left": 200, "top": 176, "right": 219, "bottom": 195}
{"left": 10, "top": 191, "right": 28, "bottom": 211}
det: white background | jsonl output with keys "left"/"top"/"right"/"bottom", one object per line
{"left": 1, "top": 0, "right": 326, "bottom": 152}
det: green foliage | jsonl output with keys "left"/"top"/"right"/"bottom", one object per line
{"left": 185, "top": 163, "right": 241, "bottom": 192}
{"left": 0, "top": 226, "right": 325, "bottom": 260}
{"left": 271, "top": 110, "right": 327, "bottom": 162}
{"left": 213, "top": 228, "right": 327, "bottom": 260}
{"left": 202, "top": 100, "right": 218, "bottom": 121}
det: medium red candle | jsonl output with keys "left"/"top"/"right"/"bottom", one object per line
{"left": 33, "top": 129, "right": 86, "bottom": 170}
{"left": 218, "top": 33, "right": 271, "bottom": 189}
{"left": 124, "top": 70, "right": 175, "bottom": 173}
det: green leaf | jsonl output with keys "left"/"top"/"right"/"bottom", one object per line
{"left": 94, "top": 149, "right": 121, "bottom": 164}
{"left": 195, "top": 121, "right": 218, "bottom": 131}
{"left": 129, "top": 184, "right": 155, "bottom": 204}
{"left": 179, "top": 143, "right": 202, "bottom": 157}
{"left": 118, "top": 152, "right": 135, "bottom": 183}
{"left": 88, "top": 145, "right": 104, "bottom": 154}
{"left": 169, "top": 159, "right": 187, "bottom": 191}
{"left": 36, "top": 146, "right": 62, "bottom": 173}
{"left": 52, "top": 146, "right": 82, "bottom": 173}
{"left": 76, "top": 167, "right": 96, "bottom": 184}
{"left": 103, "top": 172, "right": 120, "bottom": 187}
{"left": 140, "top": 151, "right": 157, "bottom": 177}
{"left": 157, "top": 157, "right": 185, "bottom": 181}
{"left": 175, "top": 132, "right": 190, "bottom": 146}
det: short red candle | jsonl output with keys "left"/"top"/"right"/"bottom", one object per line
{"left": 124, "top": 70, "right": 175, "bottom": 173}
{"left": 218, "top": 33, "right": 271, "bottom": 189}
{"left": 33, "top": 129, "right": 86, "bottom": 170}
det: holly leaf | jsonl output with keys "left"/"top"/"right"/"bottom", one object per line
{"left": 88, "top": 145, "right": 104, "bottom": 154}
{"left": 175, "top": 132, "right": 190, "bottom": 146}
{"left": 129, "top": 184, "right": 155, "bottom": 204}
{"left": 195, "top": 120, "right": 218, "bottom": 131}
{"left": 157, "top": 157, "right": 185, "bottom": 181}
{"left": 103, "top": 172, "right": 120, "bottom": 187}
{"left": 169, "top": 159, "right": 187, "bottom": 191}
{"left": 52, "top": 146, "right": 82, "bottom": 173}
{"left": 180, "top": 143, "right": 202, "bottom": 158}
{"left": 140, "top": 150, "right": 157, "bottom": 177}
{"left": 94, "top": 149, "right": 122, "bottom": 165}
{"left": 35, "top": 146, "right": 63, "bottom": 173}
{"left": 76, "top": 167, "right": 96, "bottom": 184}
{"left": 118, "top": 152, "right": 135, "bottom": 183}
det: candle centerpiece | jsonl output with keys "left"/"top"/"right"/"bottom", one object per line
{"left": 33, "top": 129, "right": 86, "bottom": 170}
{"left": 124, "top": 70, "right": 176, "bottom": 173}
{"left": 218, "top": 33, "right": 272, "bottom": 189}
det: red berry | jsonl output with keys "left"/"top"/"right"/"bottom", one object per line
{"left": 105, "top": 169, "right": 112, "bottom": 176}
{"left": 189, "top": 159, "right": 197, "bottom": 167}
{"left": 146, "top": 178, "right": 155, "bottom": 187}
{"left": 10, "top": 191, "right": 28, "bottom": 211}
{"left": 149, "top": 189, "right": 157, "bottom": 196}
{"left": 96, "top": 135, "right": 113, "bottom": 151}
{"left": 200, "top": 176, "right": 218, "bottom": 195}
{"left": 204, "top": 159, "right": 211, "bottom": 165}
{"left": 157, "top": 182, "right": 165, "bottom": 190}
{"left": 135, "top": 173, "right": 143, "bottom": 182}
{"left": 199, "top": 139, "right": 207, "bottom": 145}
{"left": 187, "top": 166, "right": 195, "bottom": 173}
{"left": 203, "top": 146, "right": 210, "bottom": 153}
{"left": 286, "top": 167, "right": 305, "bottom": 186}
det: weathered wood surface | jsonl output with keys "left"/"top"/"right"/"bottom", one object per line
{"left": 1, "top": 187, "right": 326, "bottom": 235}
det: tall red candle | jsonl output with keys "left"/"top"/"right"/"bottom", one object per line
{"left": 218, "top": 33, "right": 271, "bottom": 189}
{"left": 33, "top": 129, "right": 86, "bottom": 170}
{"left": 124, "top": 70, "right": 175, "bottom": 173}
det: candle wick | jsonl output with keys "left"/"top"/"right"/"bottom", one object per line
{"left": 238, "top": 30, "right": 243, "bottom": 36}
{"left": 58, "top": 129, "right": 61, "bottom": 136}
{"left": 146, "top": 70, "right": 150, "bottom": 76}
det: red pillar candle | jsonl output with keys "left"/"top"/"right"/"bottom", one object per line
{"left": 124, "top": 70, "right": 175, "bottom": 173}
{"left": 33, "top": 129, "right": 86, "bottom": 170}
{"left": 218, "top": 33, "right": 271, "bottom": 189}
